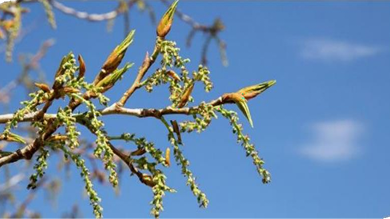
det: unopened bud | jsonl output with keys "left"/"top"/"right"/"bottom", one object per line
{"left": 238, "top": 80, "right": 276, "bottom": 100}
{"left": 165, "top": 147, "right": 171, "bottom": 167}
{"left": 166, "top": 70, "right": 181, "bottom": 81}
{"left": 170, "top": 120, "right": 182, "bottom": 144}
{"left": 156, "top": 0, "right": 179, "bottom": 38}
{"left": 97, "top": 30, "right": 135, "bottom": 84}
{"left": 130, "top": 148, "right": 146, "bottom": 156}
{"left": 63, "top": 87, "right": 79, "bottom": 94}
{"left": 78, "top": 55, "right": 86, "bottom": 79}
{"left": 96, "top": 62, "right": 133, "bottom": 92}
{"left": 177, "top": 82, "right": 194, "bottom": 108}
{"left": 141, "top": 174, "right": 156, "bottom": 187}
{"left": 34, "top": 83, "right": 51, "bottom": 93}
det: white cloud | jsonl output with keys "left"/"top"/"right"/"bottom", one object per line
{"left": 300, "top": 120, "right": 364, "bottom": 162}
{"left": 300, "top": 39, "right": 383, "bottom": 62}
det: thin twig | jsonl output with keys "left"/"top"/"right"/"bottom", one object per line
{"left": 117, "top": 41, "right": 160, "bottom": 106}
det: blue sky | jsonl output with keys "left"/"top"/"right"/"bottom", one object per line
{"left": 1, "top": 1, "right": 390, "bottom": 217}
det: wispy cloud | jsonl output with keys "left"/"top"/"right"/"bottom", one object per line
{"left": 300, "top": 120, "right": 364, "bottom": 162}
{"left": 300, "top": 39, "right": 383, "bottom": 62}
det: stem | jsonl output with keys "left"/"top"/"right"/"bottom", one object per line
{"left": 117, "top": 37, "right": 162, "bottom": 107}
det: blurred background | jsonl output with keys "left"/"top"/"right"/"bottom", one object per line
{"left": 0, "top": 0, "right": 389, "bottom": 217}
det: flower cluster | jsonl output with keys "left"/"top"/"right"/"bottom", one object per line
{"left": 180, "top": 102, "right": 217, "bottom": 133}
{"left": 143, "top": 39, "right": 214, "bottom": 111}
{"left": 60, "top": 145, "right": 103, "bottom": 218}
{"left": 57, "top": 107, "right": 80, "bottom": 149}
{"left": 0, "top": 2, "right": 24, "bottom": 61}
{"left": 27, "top": 148, "right": 49, "bottom": 190}
{"left": 161, "top": 117, "right": 209, "bottom": 209}
{"left": 216, "top": 106, "right": 271, "bottom": 184}
{"left": 39, "top": 0, "right": 56, "bottom": 29}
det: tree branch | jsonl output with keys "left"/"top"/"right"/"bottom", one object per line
{"left": 0, "top": 94, "right": 224, "bottom": 167}
{"left": 50, "top": 0, "right": 135, "bottom": 22}
{"left": 0, "top": 96, "right": 225, "bottom": 125}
